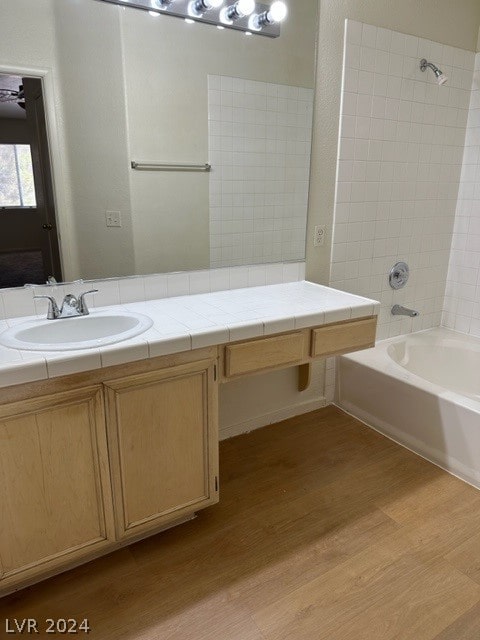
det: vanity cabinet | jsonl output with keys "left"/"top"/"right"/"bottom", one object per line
{"left": 0, "top": 387, "right": 115, "bottom": 590}
{"left": 0, "top": 315, "right": 376, "bottom": 595}
{"left": 104, "top": 359, "right": 218, "bottom": 540}
{"left": 0, "top": 350, "right": 218, "bottom": 596}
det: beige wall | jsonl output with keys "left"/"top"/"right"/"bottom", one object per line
{"left": 306, "top": 0, "right": 480, "bottom": 285}
{"left": 219, "top": 362, "right": 325, "bottom": 439}
{"left": 54, "top": 1, "right": 136, "bottom": 279}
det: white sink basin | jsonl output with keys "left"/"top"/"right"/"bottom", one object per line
{"left": 0, "top": 311, "right": 154, "bottom": 351}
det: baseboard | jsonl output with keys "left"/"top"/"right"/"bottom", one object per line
{"left": 219, "top": 397, "right": 327, "bottom": 441}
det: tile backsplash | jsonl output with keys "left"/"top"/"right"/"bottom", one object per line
{"left": 443, "top": 53, "right": 480, "bottom": 337}
{"left": 208, "top": 75, "right": 313, "bottom": 268}
{"left": 0, "top": 262, "right": 305, "bottom": 320}
{"left": 330, "top": 19, "right": 475, "bottom": 340}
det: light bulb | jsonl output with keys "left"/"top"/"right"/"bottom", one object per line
{"left": 235, "top": 0, "right": 255, "bottom": 16}
{"left": 267, "top": 1, "right": 287, "bottom": 22}
{"left": 191, "top": 0, "right": 223, "bottom": 14}
{"left": 250, "top": 0, "right": 286, "bottom": 29}
{"left": 223, "top": 0, "right": 254, "bottom": 21}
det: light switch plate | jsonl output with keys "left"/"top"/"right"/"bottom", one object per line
{"left": 106, "top": 210, "right": 122, "bottom": 228}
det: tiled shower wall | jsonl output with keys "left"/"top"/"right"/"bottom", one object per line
{"left": 443, "top": 53, "right": 480, "bottom": 336}
{"left": 208, "top": 75, "right": 313, "bottom": 268}
{"left": 330, "top": 20, "right": 475, "bottom": 340}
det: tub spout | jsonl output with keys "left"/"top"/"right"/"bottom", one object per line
{"left": 391, "top": 304, "right": 419, "bottom": 317}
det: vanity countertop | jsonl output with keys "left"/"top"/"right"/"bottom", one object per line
{"left": 0, "top": 281, "right": 379, "bottom": 388}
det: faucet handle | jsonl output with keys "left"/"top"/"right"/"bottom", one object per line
{"left": 77, "top": 289, "right": 98, "bottom": 315}
{"left": 34, "top": 295, "right": 60, "bottom": 320}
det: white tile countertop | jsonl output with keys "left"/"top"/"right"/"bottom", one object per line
{"left": 0, "top": 281, "right": 379, "bottom": 389}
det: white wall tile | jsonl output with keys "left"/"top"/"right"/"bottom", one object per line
{"left": 0, "top": 261, "right": 305, "bottom": 320}
{"left": 332, "top": 20, "right": 475, "bottom": 340}
{"left": 144, "top": 274, "right": 168, "bottom": 300}
{"left": 443, "top": 54, "right": 480, "bottom": 335}
{"left": 208, "top": 75, "right": 312, "bottom": 268}
{"left": 119, "top": 277, "right": 145, "bottom": 304}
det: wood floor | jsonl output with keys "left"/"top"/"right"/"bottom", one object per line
{"left": 2, "top": 406, "right": 480, "bottom": 639}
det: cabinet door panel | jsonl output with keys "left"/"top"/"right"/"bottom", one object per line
{"left": 0, "top": 387, "right": 114, "bottom": 583}
{"left": 105, "top": 360, "right": 218, "bottom": 539}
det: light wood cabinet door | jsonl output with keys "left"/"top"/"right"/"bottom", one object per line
{"left": 0, "top": 386, "right": 115, "bottom": 589}
{"left": 104, "top": 359, "right": 218, "bottom": 540}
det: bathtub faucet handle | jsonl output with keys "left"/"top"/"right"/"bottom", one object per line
{"left": 391, "top": 304, "right": 419, "bottom": 317}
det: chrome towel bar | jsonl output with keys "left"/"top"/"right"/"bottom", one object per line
{"left": 131, "top": 161, "right": 211, "bottom": 172}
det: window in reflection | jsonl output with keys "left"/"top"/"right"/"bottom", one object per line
{"left": 0, "top": 144, "right": 37, "bottom": 208}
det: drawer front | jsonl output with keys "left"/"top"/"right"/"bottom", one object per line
{"left": 312, "top": 317, "right": 376, "bottom": 358}
{"left": 225, "top": 332, "right": 306, "bottom": 378}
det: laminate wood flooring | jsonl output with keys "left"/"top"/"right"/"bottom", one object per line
{"left": 1, "top": 406, "right": 480, "bottom": 639}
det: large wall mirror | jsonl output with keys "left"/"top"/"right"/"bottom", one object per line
{"left": 0, "top": 0, "right": 318, "bottom": 287}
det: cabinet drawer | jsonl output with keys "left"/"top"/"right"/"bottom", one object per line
{"left": 311, "top": 317, "right": 376, "bottom": 358}
{"left": 225, "top": 332, "right": 307, "bottom": 378}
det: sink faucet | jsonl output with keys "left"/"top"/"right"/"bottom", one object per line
{"left": 34, "top": 290, "right": 98, "bottom": 320}
{"left": 391, "top": 304, "right": 419, "bottom": 317}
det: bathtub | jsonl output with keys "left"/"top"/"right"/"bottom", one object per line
{"left": 337, "top": 327, "right": 480, "bottom": 489}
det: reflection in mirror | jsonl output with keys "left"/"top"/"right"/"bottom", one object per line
{"left": 0, "top": 74, "right": 61, "bottom": 287}
{"left": 0, "top": 0, "right": 318, "bottom": 287}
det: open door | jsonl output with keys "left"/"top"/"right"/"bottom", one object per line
{"left": 0, "top": 76, "right": 61, "bottom": 288}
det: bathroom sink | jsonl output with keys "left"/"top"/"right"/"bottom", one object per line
{"left": 0, "top": 311, "right": 154, "bottom": 351}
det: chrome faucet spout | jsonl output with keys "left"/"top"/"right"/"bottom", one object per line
{"left": 391, "top": 304, "right": 419, "bottom": 318}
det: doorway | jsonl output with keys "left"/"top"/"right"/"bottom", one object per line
{"left": 0, "top": 74, "right": 61, "bottom": 288}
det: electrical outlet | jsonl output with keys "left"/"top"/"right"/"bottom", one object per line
{"left": 106, "top": 210, "right": 122, "bottom": 228}
{"left": 314, "top": 225, "right": 326, "bottom": 247}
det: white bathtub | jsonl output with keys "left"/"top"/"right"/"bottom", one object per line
{"left": 337, "top": 327, "right": 480, "bottom": 489}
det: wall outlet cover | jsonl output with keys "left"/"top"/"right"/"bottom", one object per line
{"left": 314, "top": 225, "right": 326, "bottom": 247}
{"left": 106, "top": 210, "right": 122, "bottom": 228}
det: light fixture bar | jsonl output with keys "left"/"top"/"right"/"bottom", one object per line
{"left": 95, "top": 0, "right": 281, "bottom": 37}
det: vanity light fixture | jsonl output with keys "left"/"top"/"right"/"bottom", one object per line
{"left": 190, "top": 0, "right": 224, "bottom": 17}
{"left": 249, "top": 0, "right": 286, "bottom": 29}
{"left": 96, "top": 0, "right": 285, "bottom": 37}
{"left": 220, "top": 0, "right": 255, "bottom": 24}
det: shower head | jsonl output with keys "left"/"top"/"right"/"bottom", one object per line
{"left": 420, "top": 58, "right": 448, "bottom": 85}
